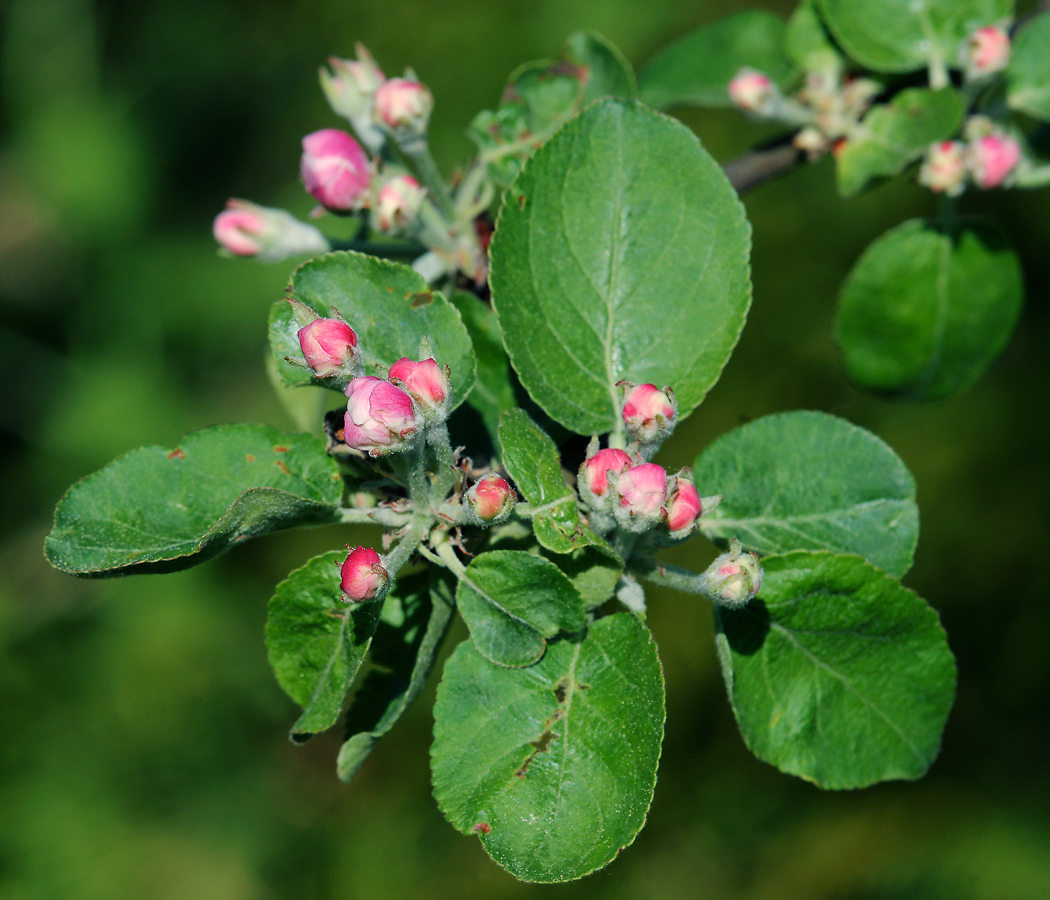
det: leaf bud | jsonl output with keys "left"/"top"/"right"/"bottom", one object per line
{"left": 613, "top": 463, "right": 668, "bottom": 532}
{"left": 387, "top": 356, "right": 450, "bottom": 421}
{"left": 373, "top": 174, "right": 426, "bottom": 233}
{"left": 966, "top": 133, "right": 1021, "bottom": 189}
{"left": 961, "top": 25, "right": 1011, "bottom": 82}
{"left": 619, "top": 381, "right": 677, "bottom": 448}
{"left": 727, "top": 68, "right": 779, "bottom": 116}
{"left": 344, "top": 376, "right": 418, "bottom": 456}
{"left": 300, "top": 128, "right": 372, "bottom": 212}
{"left": 340, "top": 545, "right": 389, "bottom": 602}
{"left": 297, "top": 317, "right": 359, "bottom": 377}
{"left": 919, "top": 141, "right": 967, "bottom": 196}
{"left": 465, "top": 474, "right": 516, "bottom": 525}
{"left": 702, "top": 540, "right": 763, "bottom": 609}
{"left": 212, "top": 199, "right": 329, "bottom": 261}
{"left": 373, "top": 77, "right": 433, "bottom": 135}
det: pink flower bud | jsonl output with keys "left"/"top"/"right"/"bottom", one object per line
{"left": 702, "top": 540, "right": 763, "bottom": 609}
{"left": 919, "top": 141, "right": 967, "bottom": 195}
{"left": 387, "top": 357, "right": 448, "bottom": 414}
{"left": 967, "top": 134, "right": 1021, "bottom": 189}
{"left": 728, "top": 68, "right": 775, "bottom": 113}
{"left": 300, "top": 129, "right": 371, "bottom": 211}
{"left": 374, "top": 175, "right": 426, "bottom": 233}
{"left": 212, "top": 199, "right": 329, "bottom": 261}
{"left": 373, "top": 78, "right": 433, "bottom": 132}
{"left": 963, "top": 26, "right": 1010, "bottom": 81}
{"left": 297, "top": 317, "right": 358, "bottom": 376}
{"left": 341, "top": 545, "right": 388, "bottom": 602}
{"left": 344, "top": 376, "right": 417, "bottom": 456}
{"left": 320, "top": 45, "right": 387, "bottom": 153}
{"left": 581, "top": 448, "right": 633, "bottom": 499}
{"left": 663, "top": 478, "right": 703, "bottom": 537}
{"left": 467, "top": 474, "right": 516, "bottom": 524}
{"left": 616, "top": 463, "right": 668, "bottom": 520}
{"left": 620, "top": 382, "right": 677, "bottom": 445}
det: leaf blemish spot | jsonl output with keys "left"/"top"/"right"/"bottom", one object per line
{"left": 473, "top": 822, "right": 491, "bottom": 835}
{"left": 275, "top": 460, "right": 292, "bottom": 476}
{"left": 167, "top": 448, "right": 185, "bottom": 460}
{"left": 246, "top": 455, "right": 255, "bottom": 462}
{"left": 517, "top": 194, "right": 526, "bottom": 209}
{"left": 553, "top": 676, "right": 571, "bottom": 704}
{"left": 410, "top": 291, "right": 433, "bottom": 308}
{"left": 273, "top": 446, "right": 288, "bottom": 453}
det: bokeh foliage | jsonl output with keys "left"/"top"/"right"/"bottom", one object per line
{"left": 2, "top": 0, "right": 1050, "bottom": 898}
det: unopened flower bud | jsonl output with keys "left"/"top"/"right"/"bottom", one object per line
{"left": 341, "top": 545, "right": 388, "bottom": 602}
{"left": 919, "top": 141, "right": 967, "bottom": 196}
{"left": 320, "top": 45, "right": 387, "bottom": 153}
{"left": 212, "top": 199, "right": 329, "bottom": 261}
{"left": 794, "top": 126, "right": 830, "bottom": 156}
{"left": 373, "top": 175, "right": 426, "bottom": 233}
{"left": 663, "top": 476, "right": 703, "bottom": 538}
{"left": 387, "top": 356, "right": 449, "bottom": 420}
{"left": 300, "top": 129, "right": 372, "bottom": 212}
{"left": 297, "top": 317, "right": 359, "bottom": 377}
{"left": 967, "top": 133, "right": 1021, "bottom": 189}
{"left": 962, "top": 25, "right": 1010, "bottom": 81}
{"left": 614, "top": 463, "right": 668, "bottom": 531}
{"left": 620, "top": 382, "right": 677, "bottom": 447}
{"left": 466, "top": 474, "right": 516, "bottom": 525}
{"left": 579, "top": 447, "right": 634, "bottom": 507}
{"left": 728, "top": 68, "right": 777, "bottom": 115}
{"left": 344, "top": 376, "right": 418, "bottom": 456}
{"left": 702, "top": 540, "right": 763, "bottom": 609}
{"left": 373, "top": 77, "right": 433, "bottom": 134}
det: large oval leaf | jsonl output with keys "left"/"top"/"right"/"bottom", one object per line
{"left": 834, "top": 218, "right": 1023, "bottom": 400}
{"left": 456, "top": 550, "right": 585, "bottom": 667}
{"left": 639, "top": 11, "right": 795, "bottom": 109}
{"left": 46, "top": 424, "right": 343, "bottom": 576}
{"left": 714, "top": 551, "right": 956, "bottom": 789}
{"left": 694, "top": 411, "right": 918, "bottom": 577}
{"left": 270, "top": 250, "right": 476, "bottom": 407}
{"left": 266, "top": 550, "right": 382, "bottom": 741}
{"left": 818, "top": 0, "right": 1013, "bottom": 73}
{"left": 1007, "top": 13, "right": 1050, "bottom": 121}
{"left": 490, "top": 98, "right": 752, "bottom": 435}
{"left": 431, "top": 612, "right": 665, "bottom": 882}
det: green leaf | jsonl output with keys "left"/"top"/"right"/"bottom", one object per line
{"left": 835, "top": 217, "right": 1023, "bottom": 400}
{"left": 266, "top": 550, "right": 381, "bottom": 740}
{"left": 786, "top": 0, "right": 843, "bottom": 73}
{"left": 45, "top": 424, "right": 343, "bottom": 577}
{"left": 497, "top": 407, "right": 590, "bottom": 554}
{"left": 563, "top": 31, "right": 637, "bottom": 102}
{"left": 450, "top": 291, "right": 517, "bottom": 450}
{"left": 694, "top": 411, "right": 919, "bottom": 577}
{"left": 1007, "top": 13, "right": 1050, "bottom": 121}
{"left": 715, "top": 551, "right": 956, "bottom": 789}
{"left": 817, "top": 0, "right": 1012, "bottom": 73}
{"left": 490, "top": 99, "right": 752, "bottom": 435}
{"left": 638, "top": 11, "right": 795, "bottom": 109}
{"left": 455, "top": 550, "right": 585, "bottom": 667}
{"left": 336, "top": 569, "right": 455, "bottom": 781}
{"left": 269, "top": 251, "right": 476, "bottom": 407}
{"left": 432, "top": 612, "right": 665, "bottom": 882}
{"left": 836, "top": 88, "right": 964, "bottom": 198}
{"left": 541, "top": 543, "right": 624, "bottom": 610}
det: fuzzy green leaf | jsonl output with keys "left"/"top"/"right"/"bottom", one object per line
{"left": 786, "top": 0, "right": 843, "bottom": 73}
{"left": 1007, "top": 13, "right": 1050, "bottom": 121}
{"left": 432, "top": 612, "right": 665, "bottom": 882}
{"left": 715, "top": 551, "right": 956, "bottom": 789}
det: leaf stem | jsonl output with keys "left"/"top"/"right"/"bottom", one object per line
{"left": 403, "top": 140, "right": 456, "bottom": 220}
{"left": 628, "top": 555, "right": 712, "bottom": 599}
{"left": 383, "top": 515, "right": 432, "bottom": 578}
{"left": 431, "top": 537, "right": 467, "bottom": 578}
{"left": 338, "top": 507, "right": 413, "bottom": 528}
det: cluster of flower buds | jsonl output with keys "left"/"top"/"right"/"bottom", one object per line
{"left": 960, "top": 25, "right": 1011, "bottom": 83}
{"left": 700, "top": 540, "right": 763, "bottom": 609}
{"left": 213, "top": 199, "right": 329, "bottom": 261}
{"left": 920, "top": 116, "right": 1023, "bottom": 194}
{"left": 341, "top": 544, "right": 389, "bottom": 603}
{"left": 464, "top": 474, "right": 516, "bottom": 526}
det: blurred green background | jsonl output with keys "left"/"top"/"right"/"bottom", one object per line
{"left": 2, "top": 0, "right": 1049, "bottom": 897}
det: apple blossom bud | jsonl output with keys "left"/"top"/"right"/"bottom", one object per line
{"left": 300, "top": 129, "right": 371, "bottom": 211}
{"left": 794, "top": 126, "right": 830, "bottom": 156}
{"left": 967, "top": 133, "right": 1021, "bottom": 189}
{"left": 341, "top": 545, "right": 388, "bottom": 602}
{"left": 620, "top": 382, "right": 677, "bottom": 447}
{"left": 962, "top": 25, "right": 1010, "bottom": 81}
{"left": 373, "top": 77, "right": 433, "bottom": 134}
{"left": 919, "top": 141, "right": 967, "bottom": 196}
{"left": 373, "top": 175, "right": 426, "bottom": 233}
{"left": 466, "top": 474, "right": 516, "bottom": 525}
{"left": 320, "top": 45, "right": 387, "bottom": 153}
{"left": 614, "top": 463, "right": 668, "bottom": 531}
{"left": 297, "top": 318, "right": 358, "bottom": 377}
{"left": 728, "top": 68, "right": 777, "bottom": 115}
{"left": 212, "top": 199, "right": 329, "bottom": 261}
{"left": 578, "top": 447, "right": 633, "bottom": 508}
{"left": 344, "top": 376, "right": 418, "bottom": 456}
{"left": 387, "top": 356, "right": 449, "bottom": 420}
{"left": 702, "top": 540, "right": 763, "bottom": 609}
{"left": 663, "top": 476, "right": 703, "bottom": 538}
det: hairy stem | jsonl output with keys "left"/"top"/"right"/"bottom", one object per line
{"left": 339, "top": 507, "right": 413, "bottom": 528}
{"left": 722, "top": 136, "right": 805, "bottom": 195}
{"left": 404, "top": 141, "right": 456, "bottom": 219}
{"left": 629, "top": 555, "right": 711, "bottom": 598}
{"left": 383, "top": 515, "right": 432, "bottom": 578}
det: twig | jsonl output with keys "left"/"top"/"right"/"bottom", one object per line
{"left": 722, "top": 135, "right": 805, "bottom": 195}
